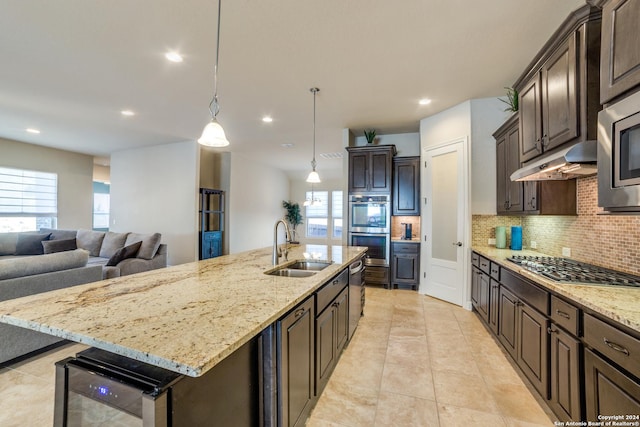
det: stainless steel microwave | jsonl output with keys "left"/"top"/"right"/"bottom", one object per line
{"left": 598, "top": 90, "right": 640, "bottom": 212}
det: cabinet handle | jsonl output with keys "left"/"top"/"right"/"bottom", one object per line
{"left": 556, "top": 310, "right": 571, "bottom": 319}
{"left": 547, "top": 326, "right": 558, "bottom": 334}
{"left": 294, "top": 308, "right": 305, "bottom": 318}
{"left": 332, "top": 302, "right": 340, "bottom": 308}
{"left": 603, "top": 338, "right": 630, "bottom": 356}
{"left": 542, "top": 134, "right": 548, "bottom": 147}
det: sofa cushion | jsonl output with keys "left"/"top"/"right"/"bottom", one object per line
{"left": 39, "top": 228, "right": 77, "bottom": 241}
{"left": 99, "top": 232, "right": 129, "bottom": 259}
{"left": 76, "top": 229, "right": 105, "bottom": 257}
{"left": 124, "top": 233, "right": 162, "bottom": 260}
{"left": 15, "top": 233, "right": 51, "bottom": 255}
{"left": 42, "top": 238, "right": 77, "bottom": 254}
{"left": 106, "top": 241, "right": 142, "bottom": 266}
{"left": 0, "top": 233, "right": 20, "bottom": 255}
{"left": 0, "top": 249, "right": 89, "bottom": 280}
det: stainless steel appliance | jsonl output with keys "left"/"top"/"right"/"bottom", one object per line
{"left": 348, "top": 232, "right": 389, "bottom": 266}
{"left": 507, "top": 256, "right": 640, "bottom": 287}
{"left": 348, "top": 194, "right": 390, "bottom": 233}
{"left": 348, "top": 258, "right": 365, "bottom": 340}
{"left": 598, "top": 89, "right": 640, "bottom": 211}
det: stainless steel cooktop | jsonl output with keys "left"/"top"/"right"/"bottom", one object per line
{"left": 506, "top": 255, "right": 640, "bottom": 288}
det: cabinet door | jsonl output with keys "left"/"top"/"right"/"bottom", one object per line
{"left": 506, "top": 124, "right": 524, "bottom": 212}
{"left": 334, "top": 288, "right": 349, "bottom": 355}
{"left": 279, "top": 297, "right": 315, "bottom": 427}
{"left": 471, "top": 267, "right": 480, "bottom": 307}
{"left": 519, "top": 75, "right": 543, "bottom": 163}
{"left": 392, "top": 253, "right": 419, "bottom": 282}
{"left": 517, "top": 303, "right": 549, "bottom": 398}
{"left": 600, "top": 0, "right": 640, "bottom": 103}
{"left": 496, "top": 134, "right": 509, "bottom": 214}
{"left": 549, "top": 325, "right": 582, "bottom": 421}
{"left": 393, "top": 157, "right": 420, "bottom": 215}
{"left": 524, "top": 182, "right": 538, "bottom": 212}
{"left": 542, "top": 32, "right": 578, "bottom": 151}
{"left": 369, "top": 151, "right": 392, "bottom": 192}
{"left": 348, "top": 152, "right": 369, "bottom": 193}
{"left": 315, "top": 303, "right": 337, "bottom": 395}
{"left": 489, "top": 279, "right": 500, "bottom": 335}
{"left": 477, "top": 272, "right": 490, "bottom": 324}
{"left": 499, "top": 286, "right": 518, "bottom": 360}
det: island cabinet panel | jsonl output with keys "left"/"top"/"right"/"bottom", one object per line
{"left": 315, "top": 286, "right": 349, "bottom": 395}
{"left": 277, "top": 295, "right": 315, "bottom": 427}
{"left": 549, "top": 323, "right": 582, "bottom": 421}
{"left": 600, "top": 0, "right": 640, "bottom": 103}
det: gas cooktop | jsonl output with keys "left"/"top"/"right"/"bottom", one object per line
{"left": 506, "top": 255, "right": 640, "bottom": 288}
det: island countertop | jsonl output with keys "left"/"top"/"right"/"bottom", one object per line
{"left": 472, "top": 246, "right": 640, "bottom": 334}
{"left": 0, "top": 244, "right": 367, "bottom": 377}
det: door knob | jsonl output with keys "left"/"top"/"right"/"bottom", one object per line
{"left": 452, "top": 242, "right": 462, "bottom": 247}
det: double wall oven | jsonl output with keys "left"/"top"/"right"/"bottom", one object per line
{"left": 348, "top": 194, "right": 390, "bottom": 266}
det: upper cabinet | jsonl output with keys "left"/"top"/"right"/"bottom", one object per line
{"left": 599, "top": 0, "right": 640, "bottom": 104}
{"left": 514, "top": 5, "right": 602, "bottom": 163}
{"left": 495, "top": 114, "right": 524, "bottom": 214}
{"left": 346, "top": 145, "right": 396, "bottom": 193}
{"left": 392, "top": 156, "right": 420, "bottom": 216}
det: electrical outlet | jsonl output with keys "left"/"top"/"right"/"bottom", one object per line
{"left": 488, "top": 238, "right": 496, "bottom": 245}
{"left": 530, "top": 241, "right": 537, "bottom": 249}
{"left": 562, "top": 247, "right": 571, "bottom": 257}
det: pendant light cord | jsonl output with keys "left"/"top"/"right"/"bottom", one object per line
{"left": 208, "top": 0, "right": 223, "bottom": 118}
{"left": 310, "top": 87, "right": 319, "bottom": 170}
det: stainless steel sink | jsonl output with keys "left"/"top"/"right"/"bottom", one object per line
{"left": 265, "top": 269, "right": 316, "bottom": 278}
{"left": 287, "top": 261, "right": 333, "bottom": 271}
{"left": 264, "top": 260, "right": 332, "bottom": 278}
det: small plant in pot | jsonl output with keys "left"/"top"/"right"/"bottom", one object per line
{"left": 364, "top": 129, "right": 376, "bottom": 144}
{"left": 282, "top": 200, "right": 303, "bottom": 244}
{"left": 500, "top": 87, "right": 519, "bottom": 113}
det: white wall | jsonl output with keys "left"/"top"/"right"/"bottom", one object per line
{"left": 353, "top": 132, "right": 420, "bottom": 157}
{"left": 420, "top": 101, "right": 472, "bottom": 150}
{"left": 228, "top": 153, "right": 290, "bottom": 254}
{"left": 0, "top": 137, "right": 93, "bottom": 229}
{"left": 110, "top": 141, "right": 198, "bottom": 266}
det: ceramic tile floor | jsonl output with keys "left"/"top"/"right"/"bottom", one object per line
{"left": 0, "top": 287, "right": 556, "bottom": 426}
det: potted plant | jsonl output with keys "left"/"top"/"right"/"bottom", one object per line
{"left": 282, "top": 200, "right": 303, "bottom": 244}
{"left": 364, "top": 129, "right": 376, "bottom": 144}
{"left": 500, "top": 87, "right": 519, "bottom": 112}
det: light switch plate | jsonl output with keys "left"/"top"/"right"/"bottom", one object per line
{"left": 530, "top": 241, "right": 537, "bottom": 249}
{"left": 488, "top": 238, "right": 496, "bottom": 245}
{"left": 562, "top": 247, "right": 571, "bottom": 257}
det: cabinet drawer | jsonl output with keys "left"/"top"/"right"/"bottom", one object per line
{"left": 392, "top": 242, "right": 419, "bottom": 254}
{"left": 479, "top": 256, "right": 491, "bottom": 275}
{"left": 551, "top": 295, "right": 580, "bottom": 336}
{"left": 500, "top": 268, "right": 549, "bottom": 315}
{"left": 365, "top": 266, "right": 389, "bottom": 285}
{"left": 490, "top": 262, "right": 500, "bottom": 281}
{"left": 584, "top": 313, "right": 640, "bottom": 379}
{"left": 316, "top": 269, "right": 348, "bottom": 314}
{"left": 471, "top": 252, "right": 480, "bottom": 267}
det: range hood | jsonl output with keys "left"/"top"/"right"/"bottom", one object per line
{"left": 510, "top": 140, "right": 597, "bottom": 181}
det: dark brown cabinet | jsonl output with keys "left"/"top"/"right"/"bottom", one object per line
{"left": 495, "top": 114, "right": 524, "bottom": 214}
{"left": 277, "top": 296, "right": 315, "bottom": 427}
{"left": 471, "top": 267, "right": 490, "bottom": 324}
{"left": 392, "top": 157, "right": 420, "bottom": 216}
{"left": 600, "top": 0, "right": 640, "bottom": 103}
{"left": 514, "top": 5, "right": 601, "bottom": 163}
{"left": 488, "top": 278, "right": 500, "bottom": 335}
{"left": 390, "top": 242, "right": 420, "bottom": 290}
{"left": 346, "top": 145, "right": 396, "bottom": 193}
{"left": 549, "top": 324, "right": 582, "bottom": 421}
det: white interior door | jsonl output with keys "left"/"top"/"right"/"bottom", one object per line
{"left": 420, "top": 138, "right": 468, "bottom": 306}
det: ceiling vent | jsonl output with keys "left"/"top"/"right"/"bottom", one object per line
{"left": 319, "top": 152, "right": 343, "bottom": 160}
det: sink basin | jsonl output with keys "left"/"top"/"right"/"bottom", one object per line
{"left": 266, "top": 269, "right": 316, "bottom": 278}
{"left": 287, "top": 261, "right": 333, "bottom": 271}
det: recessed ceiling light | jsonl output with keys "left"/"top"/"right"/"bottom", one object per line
{"left": 419, "top": 98, "right": 432, "bottom": 105}
{"left": 281, "top": 143, "right": 294, "bottom": 148}
{"left": 262, "top": 116, "right": 273, "bottom": 123}
{"left": 165, "top": 52, "right": 183, "bottom": 63}
{"left": 121, "top": 110, "right": 135, "bottom": 116}
{"left": 26, "top": 128, "right": 40, "bottom": 134}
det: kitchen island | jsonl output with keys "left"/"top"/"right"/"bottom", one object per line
{"left": 0, "top": 243, "right": 367, "bottom": 426}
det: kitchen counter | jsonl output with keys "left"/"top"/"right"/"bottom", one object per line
{"left": 391, "top": 238, "right": 420, "bottom": 243}
{"left": 472, "top": 246, "right": 640, "bottom": 334}
{"left": 0, "top": 244, "right": 367, "bottom": 377}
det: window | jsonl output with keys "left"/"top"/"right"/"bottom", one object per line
{"left": 305, "top": 190, "right": 343, "bottom": 239}
{"left": 93, "top": 181, "right": 110, "bottom": 231}
{"left": 0, "top": 167, "right": 57, "bottom": 232}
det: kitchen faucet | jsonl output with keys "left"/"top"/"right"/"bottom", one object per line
{"left": 273, "top": 219, "right": 291, "bottom": 265}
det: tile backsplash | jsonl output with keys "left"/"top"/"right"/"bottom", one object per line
{"left": 391, "top": 216, "right": 421, "bottom": 240}
{"left": 472, "top": 176, "right": 640, "bottom": 275}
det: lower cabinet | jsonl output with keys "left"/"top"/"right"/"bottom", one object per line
{"left": 277, "top": 295, "right": 315, "bottom": 427}
{"left": 316, "top": 287, "right": 349, "bottom": 394}
{"left": 549, "top": 323, "right": 582, "bottom": 420}
{"left": 390, "top": 242, "right": 420, "bottom": 290}
{"left": 471, "top": 266, "right": 490, "bottom": 324}
{"left": 488, "top": 278, "right": 500, "bottom": 335}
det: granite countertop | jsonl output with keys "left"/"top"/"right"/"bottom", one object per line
{"left": 0, "top": 244, "right": 367, "bottom": 377}
{"left": 391, "top": 238, "right": 420, "bottom": 243}
{"left": 472, "top": 246, "right": 640, "bottom": 334}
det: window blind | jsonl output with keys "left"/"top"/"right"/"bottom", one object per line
{"left": 0, "top": 167, "right": 58, "bottom": 215}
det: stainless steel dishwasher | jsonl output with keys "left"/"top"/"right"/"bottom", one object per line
{"left": 348, "top": 258, "right": 365, "bottom": 340}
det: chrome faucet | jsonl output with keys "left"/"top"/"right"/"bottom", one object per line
{"left": 273, "top": 219, "right": 291, "bottom": 265}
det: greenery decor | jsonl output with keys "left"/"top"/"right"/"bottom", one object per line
{"left": 364, "top": 129, "right": 376, "bottom": 144}
{"left": 500, "top": 87, "right": 519, "bottom": 112}
{"left": 282, "top": 200, "right": 303, "bottom": 243}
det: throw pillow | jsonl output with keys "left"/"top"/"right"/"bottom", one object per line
{"left": 124, "top": 232, "right": 162, "bottom": 260}
{"left": 0, "top": 232, "right": 20, "bottom": 255}
{"left": 15, "top": 233, "right": 51, "bottom": 255}
{"left": 76, "top": 229, "right": 106, "bottom": 257}
{"left": 42, "top": 238, "right": 77, "bottom": 254}
{"left": 106, "top": 241, "right": 142, "bottom": 267}
{"left": 99, "top": 231, "right": 130, "bottom": 259}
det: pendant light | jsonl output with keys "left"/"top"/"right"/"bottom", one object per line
{"left": 198, "top": 0, "right": 230, "bottom": 147}
{"left": 303, "top": 184, "right": 322, "bottom": 206}
{"left": 306, "top": 87, "right": 321, "bottom": 183}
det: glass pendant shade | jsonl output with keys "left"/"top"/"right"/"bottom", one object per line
{"left": 198, "top": 118, "right": 229, "bottom": 147}
{"left": 306, "top": 170, "right": 321, "bottom": 183}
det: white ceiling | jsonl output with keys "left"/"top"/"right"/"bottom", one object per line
{"left": 0, "top": 0, "right": 585, "bottom": 180}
